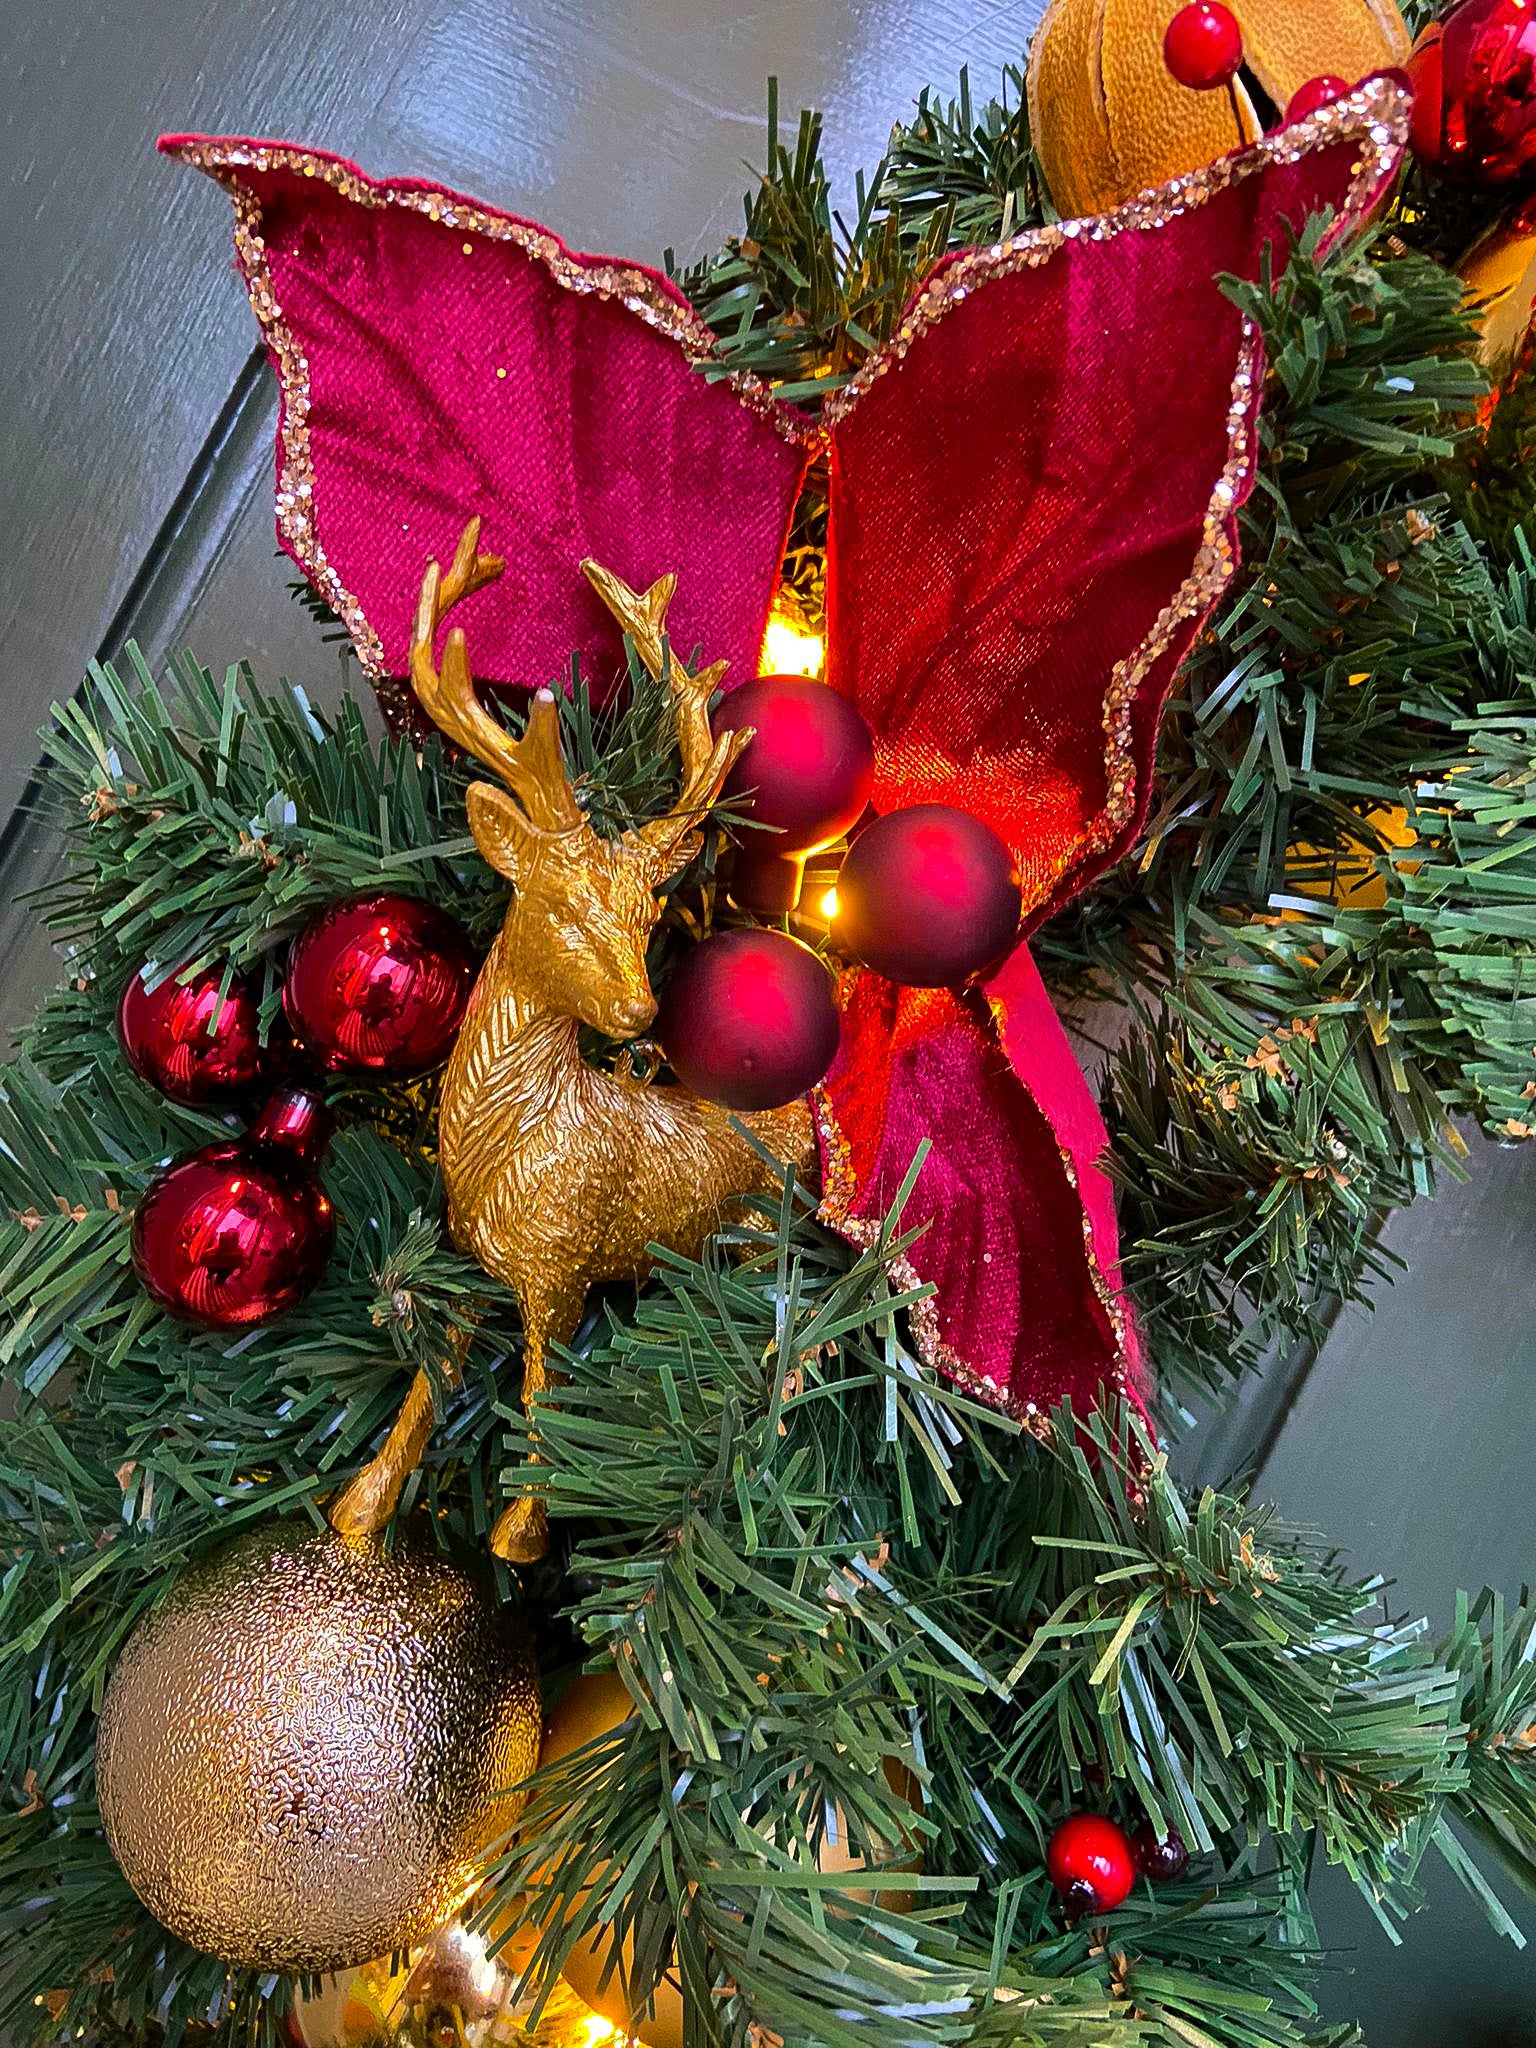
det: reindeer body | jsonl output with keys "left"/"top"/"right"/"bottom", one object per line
{"left": 439, "top": 915, "right": 811, "bottom": 1374}
{"left": 346, "top": 524, "right": 820, "bottom": 1562}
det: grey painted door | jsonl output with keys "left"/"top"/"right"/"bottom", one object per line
{"left": 2, "top": 2, "right": 1531, "bottom": 2037}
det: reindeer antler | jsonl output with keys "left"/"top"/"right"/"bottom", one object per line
{"left": 413, "top": 520, "right": 583, "bottom": 834}
{"left": 582, "top": 558, "right": 751, "bottom": 858}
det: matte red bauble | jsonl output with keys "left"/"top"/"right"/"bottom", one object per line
{"left": 117, "top": 962, "right": 274, "bottom": 1105}
{"left": 1285, "top": 75, "right": 1350, "bottom": 123}
{"left": 131, "top": 1088, "right": 335, "bottom": 1328}
{"left": 1130, "top": 1821, "right": 1190, "bottom": 1883}
{"left": 1163, "top": 2, "right": 1244, "bottom": 89}
{"left": 657, "top": 929, "right": 840, "bottom": 1112}
{"left": 1408, "top": 0, "right": 1536, "bottom": 188}
{"left": 833, "top": 805, "right": 1022, "bottom": 988}
{"left": 283, "top": 893, "right": 477, "bottom": 1076}
{"left": 1046, "top": 1814, "right": 1136, "bottom": 1917}
{"left": 713, "top": 677, "right": 875, "bottom": 913}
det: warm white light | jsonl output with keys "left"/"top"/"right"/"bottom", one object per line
{"left": 579, "top": 2018, "right": 620, "bottom": 2047}
{"left": 761, "top": 613, "right": 825, "bottom": 678}
{"left": 819, "top": 887, "right": 840, "bottom": 921}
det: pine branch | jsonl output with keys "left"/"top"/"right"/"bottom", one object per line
{"left": 1436, "top": 1589, "right": 1536, "bottom": 1931}
{"left": 468, "top": 1172, "right": 1515, "bottom": 2048}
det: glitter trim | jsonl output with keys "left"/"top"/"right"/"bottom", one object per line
{"left": 821, "top": 75, "right": 1410, "bottom": 915}
{"left": 811, "top": 1082, "right": 983, "bottom": 1412}
{"left": 168, "top": 80, "right": 1406, "bottom": 737}
{"left": 821, "top": 77, "right": 1407, "bottom": 425}
{"left": 811, "top": 1076, "right": 1126, "bottom": 1437}
{"left": 1060, "top": 321, "right": 1263, "bottom": 902}
{"left": 162, "top": 134, "right": 808, "bottom": 683}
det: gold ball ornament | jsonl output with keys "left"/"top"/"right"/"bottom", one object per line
{"left": 96, "top": 1519, "right": 541, "bottom": 1974}
{"left": 1026, "top": 0, "right": 1411, "bottom": 218}
{"left": 541, "top": 1670, "right": 637, "bottom": 1769}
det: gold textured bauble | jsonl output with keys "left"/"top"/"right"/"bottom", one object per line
{"left": 1027, "top": 0, "right": 1410, "bottom": 218}
{"left": 97, "top": 1519, "right": 541, "bottom": 1974}
{"left": 290, "top": 1915, "right": 598, "bottom": 2048}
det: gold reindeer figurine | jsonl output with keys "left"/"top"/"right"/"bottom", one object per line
{"left": 330, "top": 522, "right": 815, "bottom": 1562}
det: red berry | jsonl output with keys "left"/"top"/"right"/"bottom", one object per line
{"left": 657, "top": 929, "right": 841, "bottom": 1112}
{"left": 833, "top": 805, "right": 1022, "bottom": 988}
{"left": 1285, "top": 75, "right": 1351, "bottom": 123}
{"left": 1163, "top": 2, "right": 1244, "bottom": 90}
{"left": 1046, "top": 1814, "right": 1136, "bottom": 1916}
{"left": 1130, "top": 1820, "right": 1190, "bottom": 1883}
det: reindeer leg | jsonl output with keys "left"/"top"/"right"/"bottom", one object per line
{"left": 328, "top": 1367, "right": 439, "bottom": 1539}
{"left": 490, "top": 1286, "right": 583, "bottom": 1565}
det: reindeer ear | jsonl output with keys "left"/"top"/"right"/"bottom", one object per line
{"left": 467, "top": 782, "right": 538, "bottom": 883}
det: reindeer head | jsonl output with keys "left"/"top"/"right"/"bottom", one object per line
{"left": 411, "top": 521, "right": 750, "bottom": 1041}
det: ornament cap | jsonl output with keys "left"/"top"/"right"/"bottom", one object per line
{"left": 249, "top": 1085, "right": 334, "bottom": 1161}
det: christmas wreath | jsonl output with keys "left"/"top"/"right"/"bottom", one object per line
{"left": 4, "top": 2, "right": 1536, "bottom": 2043}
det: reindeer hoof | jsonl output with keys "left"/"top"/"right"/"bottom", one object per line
{"left": 491, "top": 1495, "right": 549, "bottom": 1564}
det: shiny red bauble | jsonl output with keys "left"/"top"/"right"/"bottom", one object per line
{"left": 1046, "top": 1814, "right": 1137, "bottom": 1917}
{"left": 1162, "top": 2, "right": 1244, "bottom": 89}
{"left": 1285, "top": 75, "right": 1351, "bottom": 123}
{"left": 131, "top": 1088, "right": 335, "bottom": 1328}
{"left": 117, "top": 962, "right": 274, "bottom": 1105}
{"left": 657, "top": 929, "right": 841, "bottom": 1112}
{"left": 1130, "top": 1821, "right": 1190, "bottom": 1883}
{"left": 833, "top": 805, "right": 1022, "bottom": 988}
{"left": 282, "top": 893, "right": 477, "bottom": 1076}
{"left": 713, "top": 677, "right": 875, "bottom": 913}
{"left": 1408, "top": 0, "right": 1536, "bottom": 188}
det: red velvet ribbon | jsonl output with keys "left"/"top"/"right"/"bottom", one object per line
{"left": 161, "top": 79, "right": 1410, "bottom": 1425}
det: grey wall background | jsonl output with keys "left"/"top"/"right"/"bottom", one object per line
{"left": 0, "top": 1, "right": 1530, "bottom": 2036}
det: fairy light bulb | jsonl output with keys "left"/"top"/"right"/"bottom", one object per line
{"left": 760, "top": 609, "right": 825, "bottom": 677}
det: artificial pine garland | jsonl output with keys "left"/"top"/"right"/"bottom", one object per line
{"left": 4, "top": 11, "right": 1536, "bottom": 2047}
